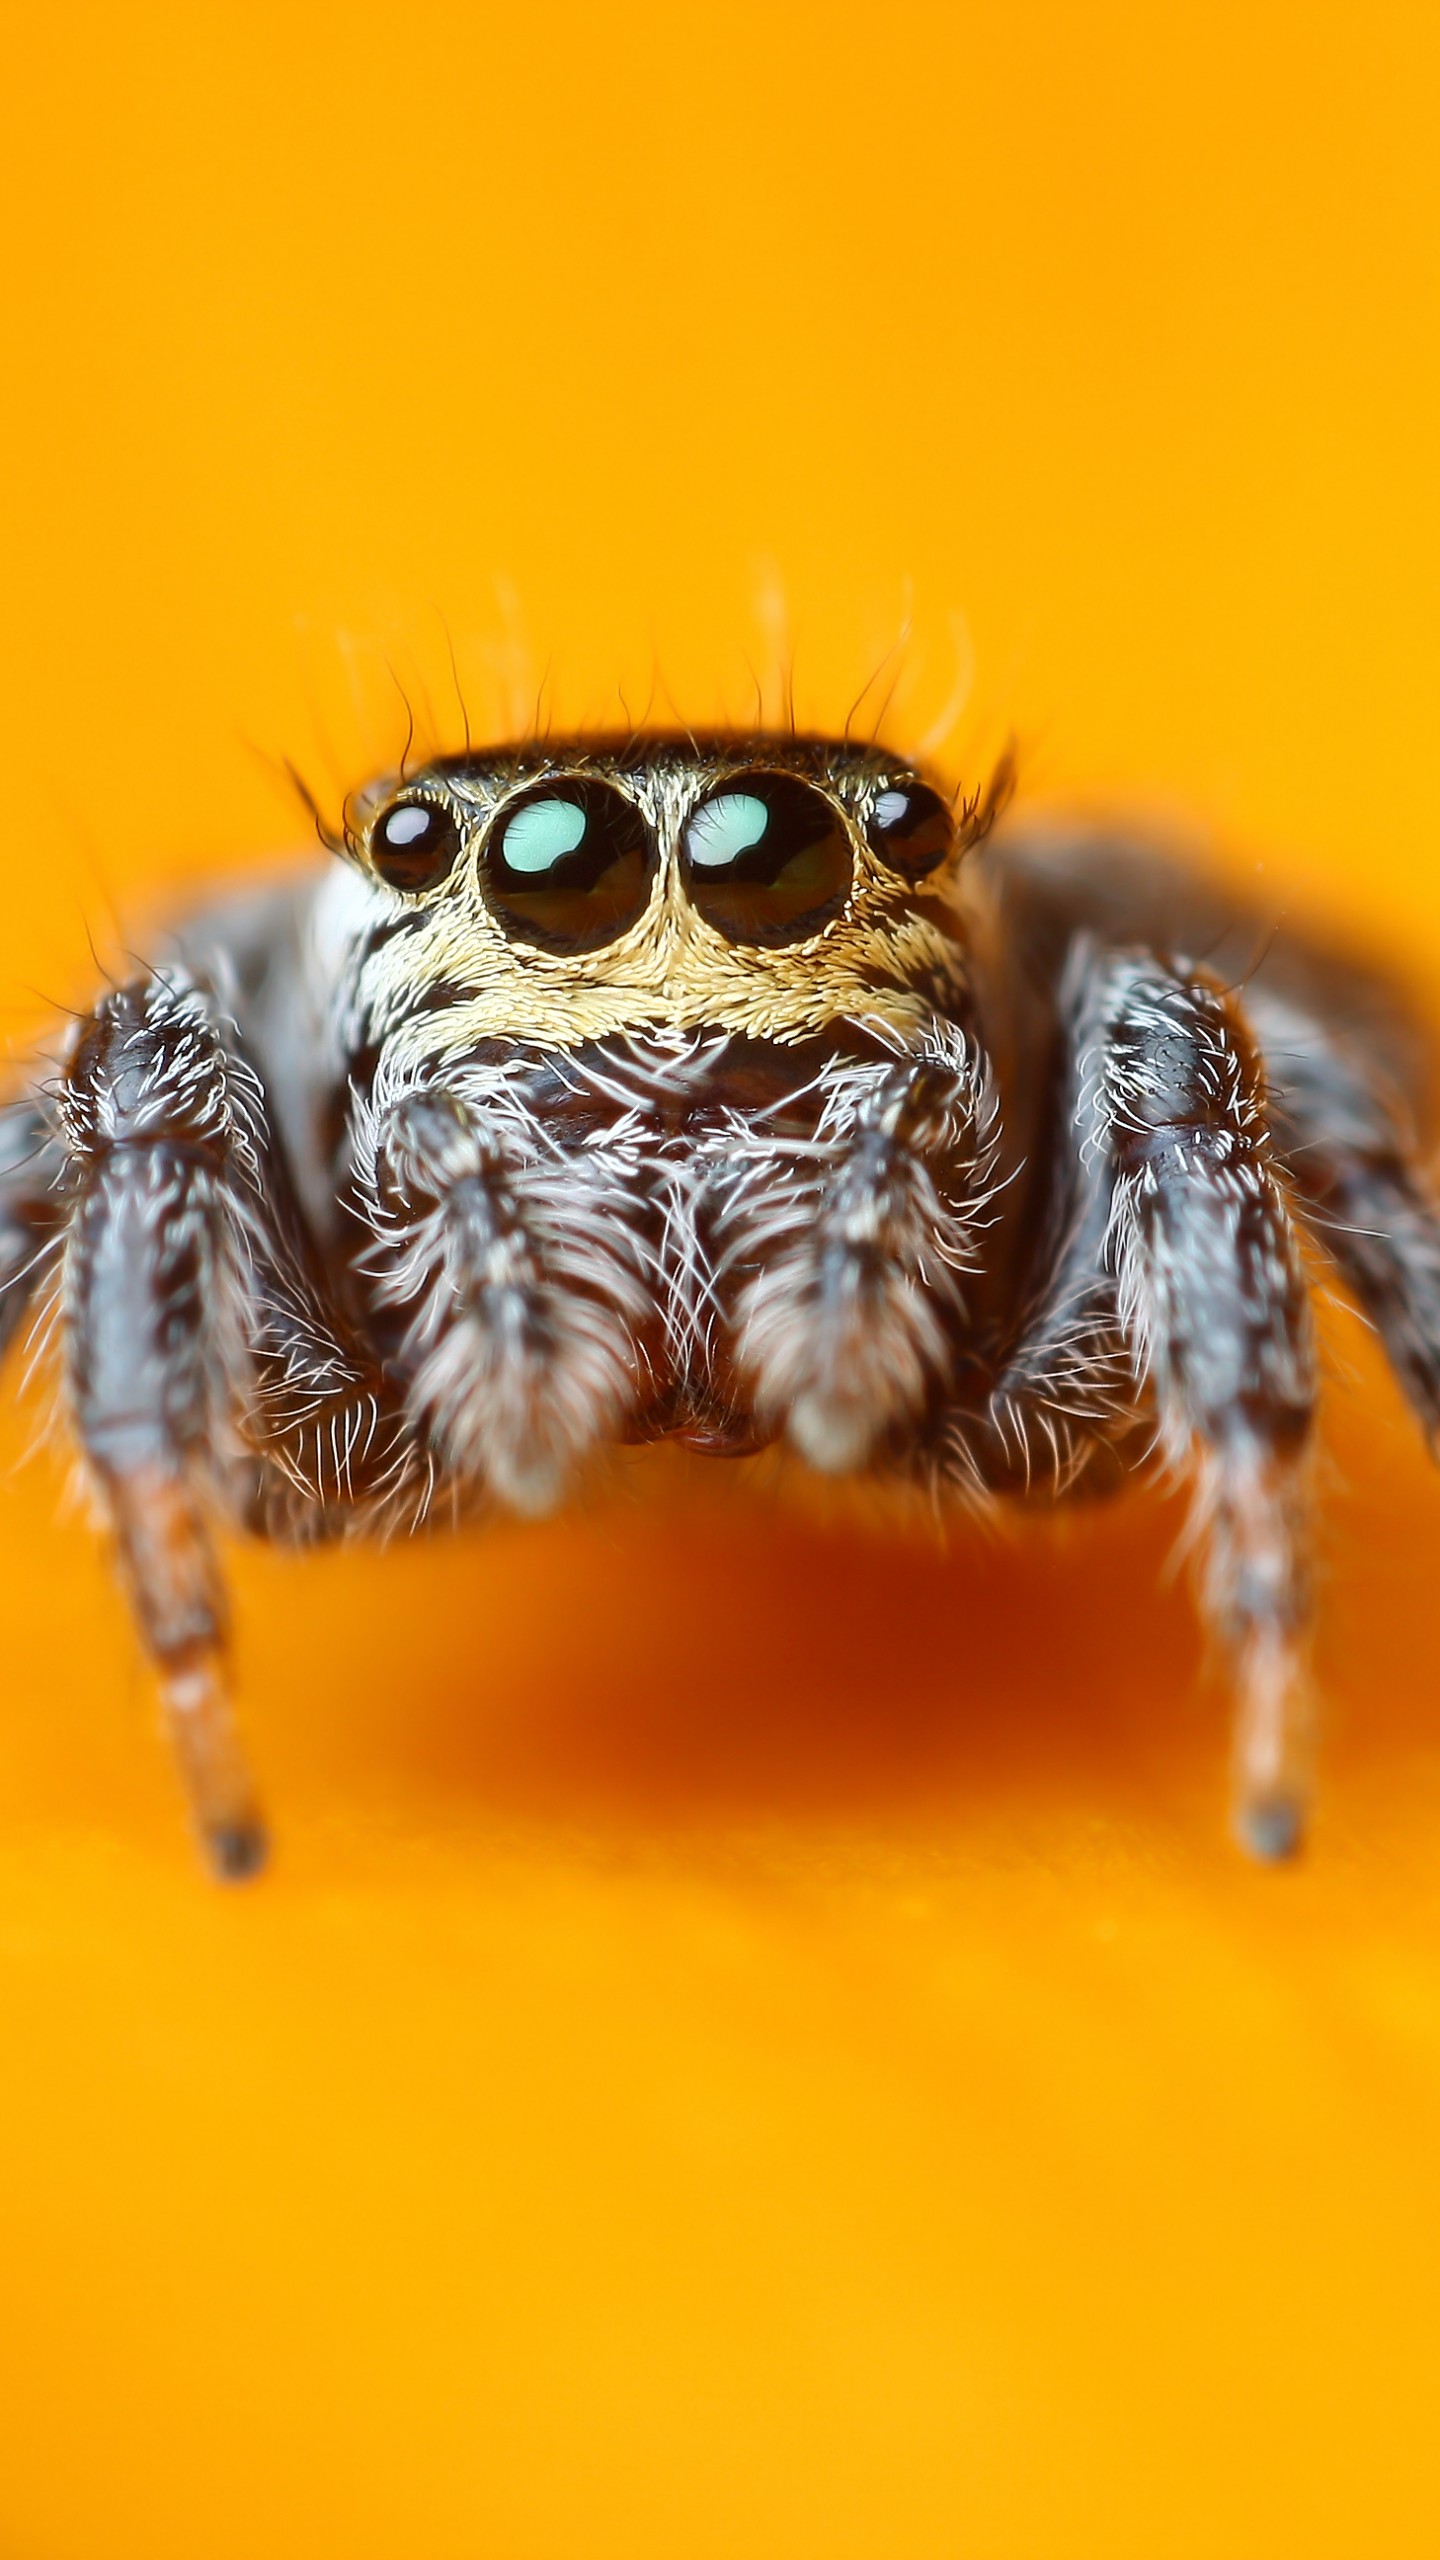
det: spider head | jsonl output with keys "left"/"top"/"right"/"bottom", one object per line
{"left": 337, "top": 734, "right": 1009, "bottom": 1057}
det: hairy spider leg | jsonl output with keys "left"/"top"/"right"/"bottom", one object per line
{"left": 0, "top": 1101, "right": 66, "bottom": 1363}
{"left": 971, "top": 819, "right": 1440, "bottom": 1457}
{"left": 926, "top": 991, "right": 1137, "bottom": 1502}
{"left": 1095, "top": 955, "right": 1317, "bottom": 1858}
{"left": 55, "top": 974, "right": 410, "bottom": 1875}
{"left": 928, "top": 947, "right": 1317, "bottom": 1856}
{"left": 1250, "top": 983, "right": 1440, "bottom": 1443}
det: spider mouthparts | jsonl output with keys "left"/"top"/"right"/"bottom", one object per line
{"left": 786, "top": 1393, "right": 884, "bottom": 1475}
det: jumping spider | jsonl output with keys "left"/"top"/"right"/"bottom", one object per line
{"left": 3, "top": 729, "right": 1438, "bottom": 1878}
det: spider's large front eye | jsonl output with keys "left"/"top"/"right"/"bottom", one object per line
{"left": 681, "top": 774, "right": 852, "bottom": 942}
{"left": 482, "top": 780, "right": 653, "bottom": 949}
{"left": 370, "top": 797, "right": 462, "bottom": 893}
{"left": 865, "top": 781, "right": 954, "bottom": 880}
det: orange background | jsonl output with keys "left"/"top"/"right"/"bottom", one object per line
{"left": 3, "top": 4, "right": 1440, "bottom": 2553}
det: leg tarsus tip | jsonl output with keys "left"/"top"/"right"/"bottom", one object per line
{"left": 1236, "top": 1795, "right": 1306, "bottom": 1863}
{"left": 205, "top": 1817, "right": 270, "bottom": 1883}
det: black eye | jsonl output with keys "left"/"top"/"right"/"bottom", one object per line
{"left": 482, "top": 779, "right": 653, "bottom": 950}
{"left": 865, "top": 781, "right": 954, "bottom": 880}
{"left": 681, "top": 774, "right": 853, "bottom": 943}
{"left": 370, "top": 796, "right": 461, "bottom": 893}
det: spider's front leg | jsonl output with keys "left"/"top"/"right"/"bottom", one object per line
{"left": 1094, "top": 955, "right": 1318, "bottom": 1855}
{"left": 932, "top": 949, "right": 1318, "bottom": 1855}
{"left": 1246, "top": 981, "right": 1440, "bottom": 1442}
{"left": 56, "top": 973, "right": 406, "bottom": 1878}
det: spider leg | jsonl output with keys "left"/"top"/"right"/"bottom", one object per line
{"left": 1247, "top": 983, "right": 1440, "bottom": 1440}
{"left": 357, "top": 1084, "right": 653, "bottom": 1512}
{"left": 56, "top": 973, "right": 409, "bottom": 1877}
{"left": 0, "top": 1099, "right": 67, "bottom": 1364}
{"left": 974, "top": 816, "right": 1440, "bottom": 1441}
{"left": 1098, "top": 959, "right": 1318, "bottom": 1855}
{"left": 935, "top": 948, "right": 1318, "bottom": 1858}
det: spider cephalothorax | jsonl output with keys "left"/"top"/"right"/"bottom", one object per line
{"left": 334, "top": 730, "right": 1005, "bottom": 1057}
{"left": 3, "top": 728, "right": 1438, "bottom": 1878}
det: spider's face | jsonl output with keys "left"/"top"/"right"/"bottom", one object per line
{"left": 336, "top": 735, "right": 1002, "bottom": 1061}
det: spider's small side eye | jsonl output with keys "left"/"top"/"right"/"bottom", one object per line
{"left": 681, "top": 774, "right": 852, "bottom": 943}
{"left": 370, "top": 797, "right": 462, "bottom": 893}
{"left": 865, "top": 782, "right": 954, "bottom": 880}
{"left": 482, "top": 780, "right": 653, "bottom": 950}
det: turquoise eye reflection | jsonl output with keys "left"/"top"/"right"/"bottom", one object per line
{"left": 680, "top": 772, "right": 853, "bottom": 944}
{"left": 482, "top": 779, "right": 653, "bottom": 950}
{"left": 501, "top": 796, "right": 588, "bottom": 874}
{"left": 686, "top": 794, "right": 770, "bottom": 869}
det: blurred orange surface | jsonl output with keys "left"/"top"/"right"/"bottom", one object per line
{"left": 3, "top": 4, "right": 1440, "bottom": 2553}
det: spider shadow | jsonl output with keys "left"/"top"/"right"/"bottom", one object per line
{"left": 245, "top": 1463, "right": 1235, "bottom": 1854}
